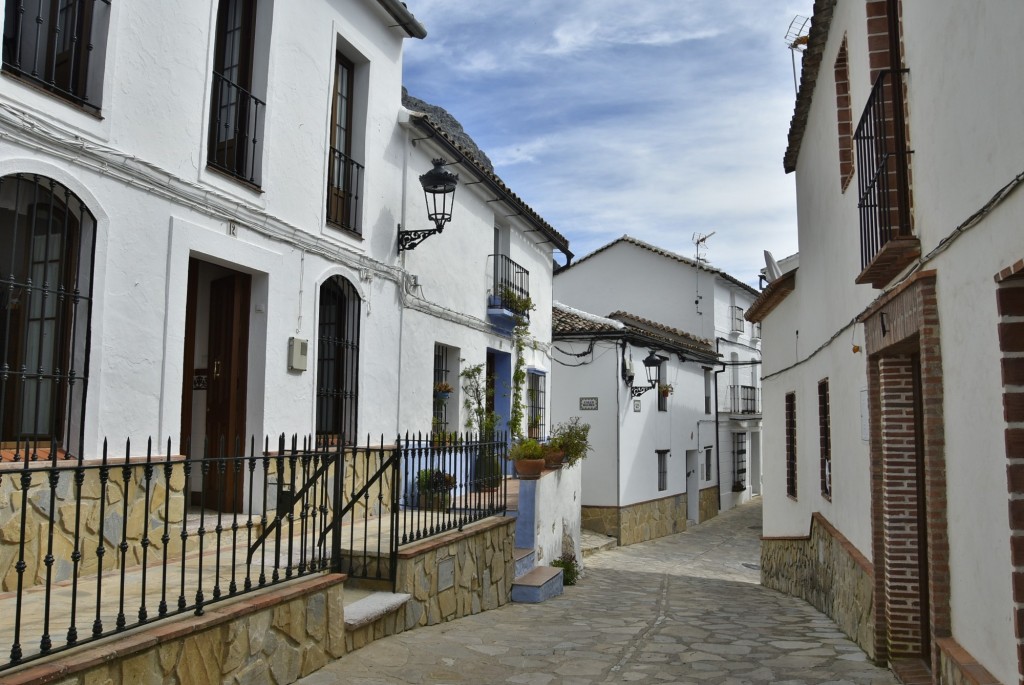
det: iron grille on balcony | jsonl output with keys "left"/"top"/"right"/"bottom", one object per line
{"left": 207, "top": 72, "right": 265, "bottom": 186}
{"left": 727, "top": 385, "right": 760, "bottom": 414}
{"left": 326, "top": 147, "right": 363, "bottom": 234}
{"left": 853, "top": 69, "right": 919, "bottom": 287}
{"left": 1, "top": 0, "right": 111, "bottom": 112}
{"left": 490, "top": 254, "right": 530, "bottom": 317}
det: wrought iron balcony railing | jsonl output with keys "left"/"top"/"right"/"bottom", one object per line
{"left": 854, "top": 69, "right": 919, "bottom": 287}
{"left": 327, "top": 147, "right": 364, "bottom": 234}
{"left": 489, "top": 254, "right": 530, "bottom": 317}
{"left": 727, "top": 385, "right": 760, "bottom": 415}
{"left": 207, "top": 72, "right": 265, "bottom": 186}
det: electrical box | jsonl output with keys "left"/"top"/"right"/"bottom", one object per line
{"left": 288, "top": 337, "right": 308, "bottom": 371}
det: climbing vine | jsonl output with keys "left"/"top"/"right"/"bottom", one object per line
{"left": 500, "top": 287, "right": 535, "bottom": 440}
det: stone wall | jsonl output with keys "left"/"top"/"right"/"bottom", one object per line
{"left": 935, "top": 638, "right": 1001, "bottom": 685}
{"left": 699, "top": 486, "right": 719, "bottom": 523}
{"left": 0, "top": 457, "right": 188, "bottom": 592}
{"left": 582, "top": 494, "right": 688, "bottom": 547}
{"left": 394, "top": 517, "right": 515, "bottom": 629}
{"left": 761, "top": 513, "right": 877, "bottom": 661}
{"left": 4, "top": 574, "right": 346, "bottom": 685}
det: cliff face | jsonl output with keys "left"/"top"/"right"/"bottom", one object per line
{"left": 402, "top": 87, "right": 494, "bottom": 175}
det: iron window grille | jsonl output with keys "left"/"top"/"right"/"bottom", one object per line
{"left": 326, "top": 53, "right": 363, "bottom": 234}
{"left": 0, "top": 173, "right": 96, "bottom": 461}
{"left": 527, "top": 370, "right": 545, "bottom": 439}
{"left": 432, "top": 343, "right": 451, "bottom": 434}
{"left": 704, "top": 448, "right": 713, "bottom": 481}
{"left": 733, "top": 432, "right": 747, "bottom": 490}
{"left": 818, "top": 378, "right": 831, "bottom": 499}
{"left": 1, "top": 0, "right": 111, "bottom": 113}
{"left": 785, "top": 392, "right": 797, "bottom": 499}
{"left": 315, "top": 276, "right": 360, "bottom": 447}
{"left": 730, "top": 305, "right": 745, "bottom": 334}
{"left": 854, "top": 68, "right": 912, "bottom": 271}
{"left": 656, "top": 449, "right": 668, "bottom": 491}
{"left": 207, "top": 0, "right": 265, "bottom": 186}
{"left": 490, "top": 254, "right": 530, "bottom": 317}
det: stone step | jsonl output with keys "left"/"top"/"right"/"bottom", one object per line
{"left": 514, "top": 547, "right": 535, "bottom": 577}
{"left": 343, "top": 591, "right": 411, "bottom": 631}
{"left": 511, "top": 565, "right": 563, "bottom": 604}
{"left": 580, "top": 529, "right": 617, "bottom": 558}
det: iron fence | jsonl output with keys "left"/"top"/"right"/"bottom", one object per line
{"left": 326, "top": 147, "right": 363, "bottom": 233}
{"left": 0, "top": 431, "right": 507, "bottom": 672}
{"left": 207, "top": 71, "right": 265, "bottom": 185}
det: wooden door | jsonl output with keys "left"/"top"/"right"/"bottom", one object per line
{"left": 204, "top": 273, "right": 250, "bottom": 512}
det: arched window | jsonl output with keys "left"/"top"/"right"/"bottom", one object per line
{"left": 316, "top": 275, "right": 359, "bottom": 447}
{"left": 0, "top": 173, "right": 95, "bottom": 460}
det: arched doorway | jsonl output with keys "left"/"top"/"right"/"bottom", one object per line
{"left": 316, "top": 275, "right": 360, "bottom": 447}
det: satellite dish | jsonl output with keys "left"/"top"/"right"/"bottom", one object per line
{"left": 764, "top": 250, "right": 782, "bottom": 283}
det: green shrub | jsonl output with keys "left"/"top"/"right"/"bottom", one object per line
{"left": 551, "top": 552, "right": 581, "bottom": 586}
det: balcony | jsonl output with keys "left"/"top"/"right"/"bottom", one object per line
{"left": 726, "top": 385, "right": 761, "bottom": 416}
{"left": 327, "top": 147, "right": 364, "bottom": 234}
{"left": 487, "top": 254, "right": 530, "bottom": 329}
{"left": 207, "top": 72, "right": 265, "bottom": 186}
{"left": 854, "top": 69, "right": 919, "bottom": 288}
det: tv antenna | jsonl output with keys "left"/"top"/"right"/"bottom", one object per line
{"left": 785, "top": 15, "right": 810, "bottom": 95}
{"left": 692, "top": 231, "right": 715, "bottom": 263}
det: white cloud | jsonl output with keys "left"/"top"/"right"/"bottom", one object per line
{"left": 403, "top": 0, "right": 813, "bottom": 284}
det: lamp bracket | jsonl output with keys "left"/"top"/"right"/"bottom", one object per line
{"left": 630, "top": 384, "right": 654, "bottom": 398}
{"left": 398, "top": 224, "right": 445, "bottom": 252}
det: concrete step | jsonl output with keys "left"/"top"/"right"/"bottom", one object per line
{"left": 343, "top": 591, "right": 411, "bottom": 631}
{"left": 514, "top": 547, "right": 535, "bottom": 577}
{"left": 580, "top": 529, "right": 617, "bottom": 558}
{"left": 511, "top": 565, "right": 563, "bottom": 604}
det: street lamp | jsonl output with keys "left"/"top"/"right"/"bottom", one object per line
{"left": 398, "top": 158, "right": 459, "bottom": 251}
{"left": 630, "top": 350, "right": 664, "bottom": 397}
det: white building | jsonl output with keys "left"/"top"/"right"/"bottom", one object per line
{"left": 0, "top": 0, "right": 569, "bottom": 493}
{"left": 750, "top": 2, "right": 1024, "bottom": 682}
{"left": 552, "top": 236, "right": 762, "bottom": 543}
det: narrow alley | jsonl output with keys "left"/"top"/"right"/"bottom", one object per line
{"left": 297, "top": 500, "right": 898, "bottom": 684}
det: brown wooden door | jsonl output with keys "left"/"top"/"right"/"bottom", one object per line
{"left": 204, "top": 273, "right": 250, "bottom": 512}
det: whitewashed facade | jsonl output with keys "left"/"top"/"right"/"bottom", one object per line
{"left": 0, "top": 0, "right": 568, "bottom": 491}
{"left": 751, "top": 1, "right": 1024, "bottom": 682}
{"left": 552, "top": 237, "right": 761, "bottom": 542}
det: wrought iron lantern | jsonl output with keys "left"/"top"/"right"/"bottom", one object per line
{"left": 398, "top": 158, "right": 459, "bottom": 251}
{"left": 630, "top": 350, "right": 664, "bottom": 397}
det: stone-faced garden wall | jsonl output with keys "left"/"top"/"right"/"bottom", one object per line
{"left": 393, "top": 516, "right": 515, "bottom": 629}
{"left": 698, "top": 486, "right": 719, "bottom": 523}
{"left": 581, "top": 494, "right": 687, "bottom": 546}
{"left": 761, "top": 513, "right": 877, "bottom": 661}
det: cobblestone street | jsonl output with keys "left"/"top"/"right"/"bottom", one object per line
{"left": 297, "top": 499, "right": 898, "bottom": 684}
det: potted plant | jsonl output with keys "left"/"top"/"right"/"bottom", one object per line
{"left": 549, "top": 417, "right": 592, "bottom": 468}
{"left": 508, "top": 438, "right": 545, "bottom": 480}
{"left": 541, "top": 441, "right": 565, "bottom": 469}
{"left": 417, "top": 468, "right": 457, "bottom": 510}
{"left": 658, "top": 383, "right": 674, "bottom": 398}
{"left": 434, "top": 381, "right": 454, "bottom": 400}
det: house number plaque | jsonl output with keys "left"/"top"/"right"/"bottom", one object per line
{"left": 579, "top": 397, "right": 598, "bottom": 411}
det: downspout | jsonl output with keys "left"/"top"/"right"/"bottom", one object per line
{"left": 713, "top": 338, "right": 727, "bottom": 512}
{"left": 395, "top": 127, "right": 410, "bottom": 434}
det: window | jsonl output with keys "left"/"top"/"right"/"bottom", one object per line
{"left": 657, "top": 362, "right": 667, "bottom": 412}
{"left": 834, "top": 36, "right": 854, "bottom": 191}
{"left": 527, "top": 370, "right": 546, "bottom": 439}
{"left": 730, "top": 305, "right": 744, "bottom": 334}
{"left": 316, "top": 276, "right": 360, "bottom": 446}
{"left": 733, "top": 432, "right": 747, "bottom": 490}
{"left": 752, "top": 322, "right": 762, "bottom": 340}
{"left": 432, "top": 344, "right": 452, "bottom": 435}
{"left": 326, "top": 52, "right": 363, "bottom": 234}
{"left": 656, "top": 449, "right": 669, "bottom": 491}
{"left": 207, "top": 0, "right": 266, "bottom": 185}
{"left": 2, "top": 0, "right": 110, "bottom": 112}
{"left": 818, "top": 379, "right": 831, "bottom": 499}
{"left": 704, "top": 448, "right": 713, "bottom": 481}
{"left": 703, "top": 368, "right": 712, "bottom": 414}
{"left": 1, "top": 173, "right": 96, "bottom": 459}
{"left": 785, "top": 392, "right": 797, "bottom": 498}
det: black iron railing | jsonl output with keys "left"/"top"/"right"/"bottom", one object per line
{"left": 489, "top": 255, "right": 530, "bottom": 316}
{"left": 326, "top": 147, "right": 363, "bottom": 234}
{"left": 207, "top": 72, "right": 264, "bottom": 185}
{"left": 727, "top": 385, "right": 760, "bottom": 414}
{"left": 854, "top": 69, "right": 912, "bottom": 271}
{"left": 0, "top": 431, "right": 507, "bottom": 672}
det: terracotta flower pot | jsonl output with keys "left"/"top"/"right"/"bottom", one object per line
{"left": 543, "top": 449, "right": 565, "bottom": 470}
{"left": 513, "top": 458, "right": 545, "bottom": 480}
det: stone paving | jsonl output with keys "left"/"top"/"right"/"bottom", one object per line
{"left": 296, "top": 498, "right": 899, "bottom": 684}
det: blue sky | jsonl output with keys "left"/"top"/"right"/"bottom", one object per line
{"left": 403, "top": 1, "right": 812, "bottom": 285}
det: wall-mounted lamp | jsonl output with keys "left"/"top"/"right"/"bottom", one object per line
{"left": 630, "top": 350, "right": 664, "bottom": 397}
{"left": 398, "top": 158, "right": 459, "bottom": 252}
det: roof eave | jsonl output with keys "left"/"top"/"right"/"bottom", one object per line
{"left": 783, "top": 0, "right": 838, "bottom": 174}
{"left": 375, "top": 0, "right": 427, "bottom": 39}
